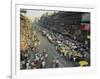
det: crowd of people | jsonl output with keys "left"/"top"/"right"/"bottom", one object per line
{"left": 20, "top": 46, "right": 49, "bottom": 69}
{"left": 20, "top": 45, "right": 62, "bottom": 70}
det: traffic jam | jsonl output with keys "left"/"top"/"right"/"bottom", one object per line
{"left": 20, "top": 9, "right": 90, "bottom": 70}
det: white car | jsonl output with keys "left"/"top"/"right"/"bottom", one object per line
{"left": 42, "top": 30, "right": 46, "bottom": 36}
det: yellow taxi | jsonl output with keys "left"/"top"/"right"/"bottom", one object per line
{"left": 74, "top": 52, "right": 82, "bottom": 58}
{"left": 57, "top": 44, "right": 69, "bottom": 55}
{"left": 79, "top": 60, "right": 88, "bottom": 67}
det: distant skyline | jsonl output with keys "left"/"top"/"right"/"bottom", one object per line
{"left": 21, "top": 9, "right": 90, "bottom": 22}
{"left": 82, "top": 13, "right": 90, "bottom": 21}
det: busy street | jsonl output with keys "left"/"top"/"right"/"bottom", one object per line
{"left": 20, "top": 9, "right": 90, "bottom": 70}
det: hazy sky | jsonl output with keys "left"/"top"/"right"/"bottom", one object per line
{"left": 25, "top": 9, "right": 55, "bottom": 22}
{"left": 22, "top": 9, "right": 90, "bottom": 22}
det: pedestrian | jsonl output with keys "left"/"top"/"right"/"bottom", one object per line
{"left": 24, "top": 53, "right": 28, "bottom": 61}
{"left": 39, "top": 53, "right": 42, "bottom": 58}
{"left": 41, "top": 60, "right": 46, "bottom": 68}
{"left": 31, "top": 61, "right": 36, "bottom": 69}
{"left": 26, "top": 62, "right": 29, "bottom": 69}
{"left": 56, "top": 46, "right": 58, "bottom": 50}
{"left": 43, "top": 49, "right": 46, "bottom": 54}
{"left": 65, "top": 53, "right": 69, "bottom": 60}
{"left": 52, "top": 60, "right": 56, "bottom": 68}
{"left": 44, "top": 53, "right": 48, "bottom": 61}
{"left": 68, "top": 52, "right": 73, "bottom": 61}
{"left": 73, "top": 57, "right": 76, "bottom": 62}
{"left": 55, "top": 62, "right": 59, "bottom": 68}
{"left": 35, "top": 55, "right": 39, "bottom": 61}
{"left": 22, "top": 60, "right": 27, "bottom": 69}
{"left": 40, "top": 56, "right": 44, "bottom": 61}
{"left": 55, "top": 58, "right": 60, "bottom": 68}
{"left": 52, "top": 58, "right": 59, "bottom": 68}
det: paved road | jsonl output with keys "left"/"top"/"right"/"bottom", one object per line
{"left": 32, "top": 24, "right": 74, "bottom": 68}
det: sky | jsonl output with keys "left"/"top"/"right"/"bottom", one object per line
{"left": 21, "top": 9, "right": 90, "bottom": 22}
{"left": 24, "top": 9, "right": 55, "bottom": 22}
